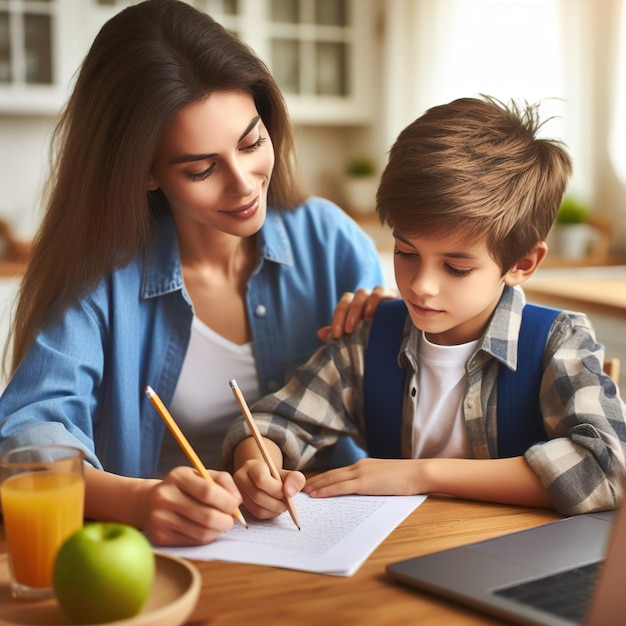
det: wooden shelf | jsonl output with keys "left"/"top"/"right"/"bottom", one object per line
{"left": 542, "top": 254, "right": 626, "bottom": 268}
{"left": 349, "top": 212, "right": 394, "bottom": 251}
{"left": 0, "top": 261, "right": 27, "bottom": 277}
{"left": 0, "top": 220, "right": 31, "bottom": 277}
{"left": 526, "top": 265, "right": 626, "bottom": 319}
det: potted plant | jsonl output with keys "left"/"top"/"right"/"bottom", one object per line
{"left": 343, "top": 155, "right": 378, "bottom": 215}
{"left": 552, "top": 196, "right": 593, "bottom": 260}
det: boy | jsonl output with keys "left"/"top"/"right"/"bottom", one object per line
{"left": 223, "top": 96, "right": 626, "bottom": 520}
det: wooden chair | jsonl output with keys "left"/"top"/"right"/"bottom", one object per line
{"left": 603, "top": 358, "right": 620, "bottom": 383}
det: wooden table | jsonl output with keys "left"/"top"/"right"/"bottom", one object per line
{"left": 0, "top": 497, "right": 561, "bottom": 625}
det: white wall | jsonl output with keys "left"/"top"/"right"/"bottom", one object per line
{"left": 0, "top": 116, "right": 55, "bottom": 240}
{"left": 0, "top": 277, "right": 20, "bottom": 392}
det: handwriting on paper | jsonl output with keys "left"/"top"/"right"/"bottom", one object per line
{"left": 221, "top": 494, "right": 387, "bottom": 556}
{"left": 159, "top": 492, "right": 426, "bottom": 576}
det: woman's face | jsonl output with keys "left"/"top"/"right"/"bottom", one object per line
{"left": 149, "top": 91, "right": 275, "bottom": 238}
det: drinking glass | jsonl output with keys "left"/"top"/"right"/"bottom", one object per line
{"left": 0, "top": 444, "right": 85, "bottom": 599}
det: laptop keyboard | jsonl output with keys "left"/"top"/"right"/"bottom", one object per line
{"left": 493, "top": 560, "right": 603, "bottom": 622}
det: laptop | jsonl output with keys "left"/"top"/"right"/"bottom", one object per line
{"left": 386, "top": 501, "right": 626, "bottom": 626}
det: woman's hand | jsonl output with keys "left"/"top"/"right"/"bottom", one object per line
{"left": 317, "top": 286, "right": 398, "bottom": 342}
{"left": 233, "top": 458, "right": 306, "bottom": 520}
{"left": 143, "top": 466, "right": 244, "bottom": 546}
{"left": 304, "top": 458, "right": 419, "bottom": 498}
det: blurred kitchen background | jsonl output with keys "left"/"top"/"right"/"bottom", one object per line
{"left": 0, "top": 0, "right": 625, "bottom": 389}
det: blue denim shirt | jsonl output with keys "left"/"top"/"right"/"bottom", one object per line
{"left": 0, "top": 198, "right": 384, "bottom": 477}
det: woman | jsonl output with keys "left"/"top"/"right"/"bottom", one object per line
{"left": 0, "top": 0, "right": 388, "bottom": 546}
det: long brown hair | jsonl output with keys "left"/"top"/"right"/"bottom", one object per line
{"left": 7, "top": 0, "right": 303, "bottom": 374}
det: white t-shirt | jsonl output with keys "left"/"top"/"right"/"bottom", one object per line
{"left": 156, "top": 316, "right": 259, "bottom": 476}
{"left": 412, "top": 332, "right": 478, "bottom": 459}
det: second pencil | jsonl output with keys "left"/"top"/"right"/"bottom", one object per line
{"left": 229, "top": 378, "right": 301, "bottom": 530}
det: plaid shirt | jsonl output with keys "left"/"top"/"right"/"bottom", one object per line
{"left": 223, "top": 286, "right": 626, "bottom": 515}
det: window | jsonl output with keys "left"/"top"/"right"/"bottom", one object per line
{"left": 0, "top": 0, "right": 55, "bottom": 86}
{"left": 0, "top": 0, "right": 373, "bottom": 122}
{"left": 202, "top": 0, "right": 373, "bottom": 123}
{"left": 268, "top": 0, "right": 349, "bottom": 98}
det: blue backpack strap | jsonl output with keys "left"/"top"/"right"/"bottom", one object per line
{"left": 363, "top": 299, "right": 409, "bottom": 458}
{"left": 362, "top": 300, "right": 561, "bottom": 461}
{"left": 496, "top": 303, "right": 561, "bottom": 458}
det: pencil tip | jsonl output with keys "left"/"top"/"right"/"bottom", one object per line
{"left": 229, "top": 379, "right": 238, "bottom": 389}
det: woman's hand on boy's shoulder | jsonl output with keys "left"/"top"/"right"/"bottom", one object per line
{"left": 317, "top": 286, "right": 398, "bottom": 342}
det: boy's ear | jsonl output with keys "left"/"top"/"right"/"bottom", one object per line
{"left": 503, "top": 242, "right": 548, "bottom": 286}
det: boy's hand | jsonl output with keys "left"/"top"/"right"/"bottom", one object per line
{"left": 234, "top": 459, "right": 306, "bottom": 520}
{"left": 304, "top": 458, "right": 418, "bottom": 498}
{"left": 143, "top": 466, "right": 243, "bottom": 546}
{"left": 317, "top": 286, "right": 398, "bottom": 342}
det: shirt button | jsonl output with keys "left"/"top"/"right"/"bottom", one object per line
{"left": 255, "top": 305, "right": 267, "bottom": 318}
{"left": 268, "top": 379, "right": 279, "bottom": 391}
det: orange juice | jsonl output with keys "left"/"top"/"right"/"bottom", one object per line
{"left": 1, "top": 470, "right": 84, "bottom": 588}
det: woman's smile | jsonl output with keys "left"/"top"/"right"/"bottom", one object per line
{"left": 222, "top": 195, "right": 260, "bottom": 220}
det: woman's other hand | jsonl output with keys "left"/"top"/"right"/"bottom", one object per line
{"left": 144, "top": 466, "right": 244, "bottom": 546}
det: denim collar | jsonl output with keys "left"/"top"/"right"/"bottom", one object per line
{"left": 141, "top": 208, "right": 294, "bottom": 300}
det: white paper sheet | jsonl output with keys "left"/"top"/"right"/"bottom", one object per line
{"left": 159, "top": 492, "right": 427, "bottom": 577}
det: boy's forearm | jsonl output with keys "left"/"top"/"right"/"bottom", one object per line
{"left": 421, "top": 456, "right": 553, "bottom": 509}
{"left": 233, "top": 436, "right": 284, "bottom": 472}
{"left": 84, "top": 465, "right": 158, "bottom": 528}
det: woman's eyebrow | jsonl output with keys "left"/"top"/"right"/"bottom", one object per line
{"left": 171, "top": 115, "right": 261, "bottom": 164}
{"left": 238, "top": 115, "right": 261, "bottom": 142}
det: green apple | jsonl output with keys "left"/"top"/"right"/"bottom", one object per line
{"left": 53, "top": 522, "right": 155, "bottom": 624}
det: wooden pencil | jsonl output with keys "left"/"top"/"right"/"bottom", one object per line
{"left": 144, "top": 385, "right": 248, "bottom": 529}
{"left": 229, "top": 379, "right": 301, "bottom": 530}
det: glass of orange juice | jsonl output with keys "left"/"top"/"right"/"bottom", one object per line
{"left": 0, "top": 444, "right": 85, "bottom": 600}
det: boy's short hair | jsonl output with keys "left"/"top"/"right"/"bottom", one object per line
{"left": 376, "top": 96, "right": 573, "bottom": 272}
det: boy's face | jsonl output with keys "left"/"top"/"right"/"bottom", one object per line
{"left": 393, "top": 231, "right": 510, "bottom": 346}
